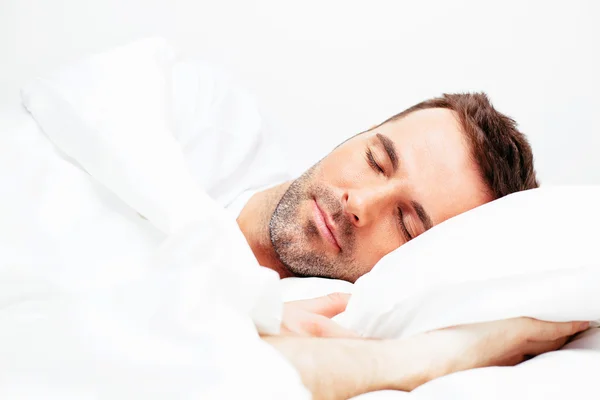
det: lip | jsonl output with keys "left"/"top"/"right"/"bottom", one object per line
{"left": 312, "top": 199, "right": 341, "bottom": 251}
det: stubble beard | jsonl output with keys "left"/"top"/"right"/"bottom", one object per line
{"left": 268, "top": 165, "right": 358, "bottom": 280}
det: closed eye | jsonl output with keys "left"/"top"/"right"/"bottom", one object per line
{"left": 397, "top": 207, "right": 413, "bottom": 242}
{"left": 365, "top": 148, "right": 384, "bottom": 174}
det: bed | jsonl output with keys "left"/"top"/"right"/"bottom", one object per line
{"left": 1, "top": 38, "right": 599, "bottom": 399}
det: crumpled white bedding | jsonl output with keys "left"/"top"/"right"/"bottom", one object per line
{"left": 0, "top": 41, "right": 309, "bottom": 398}
{"left": 3, "top": 37, "right": 600, "bottom": 399}
{"left": 0, "top": 108, "right": 164, "bottom": 293}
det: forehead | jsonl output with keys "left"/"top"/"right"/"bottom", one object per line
{"left": 367, "top": 108, "right": 491, "bottom": 223}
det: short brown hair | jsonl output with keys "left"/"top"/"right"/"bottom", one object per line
{"left": 380, "top": 92, "right": 538, "bottom": 199}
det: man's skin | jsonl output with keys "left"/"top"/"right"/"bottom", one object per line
{"left": 237, "top": 108, "right": 490, "bottom": 282}
{"left": 237, "top": 108, "right": 589, "bottom": 398}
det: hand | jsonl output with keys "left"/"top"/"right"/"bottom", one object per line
{"left": 280, "top": 293, "right": 358, "bottom": 338}
{"left": 398, "top": 317, "right": 591, "bottom": 390}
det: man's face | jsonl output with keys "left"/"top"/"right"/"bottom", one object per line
{"left": 270, "top": 108, "right": 492, "bottom": 282}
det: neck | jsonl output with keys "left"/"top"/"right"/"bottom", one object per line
{"left": 236, "top": 181, "right": 294, "bottom": 279}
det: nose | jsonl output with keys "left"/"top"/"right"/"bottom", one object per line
{"left": 343, "top": 187, "right": 391, "bottom": 228}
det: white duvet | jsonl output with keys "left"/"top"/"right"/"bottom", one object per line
{"left": 0, "top": 40, "right": 309, "bottom": 398}
{"left": 2, "top": 38, "right": 600, "bottom": 399}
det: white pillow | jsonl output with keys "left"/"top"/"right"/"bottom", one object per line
{"left": 336, "top": 186, "right": 600, "bottom": 338}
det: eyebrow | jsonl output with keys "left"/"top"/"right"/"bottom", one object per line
{"left": 375, "top": 133, "right": 399, "bottom": 173}
{"left": 412, "top": 201, "right": 433, "bottom": 232}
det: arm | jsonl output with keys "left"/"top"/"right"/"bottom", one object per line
{"left": 264, "top": 336, "right": 423, "bottom": 400}
{"left": 265, "top": 318, "right": 590, "bottom": 400}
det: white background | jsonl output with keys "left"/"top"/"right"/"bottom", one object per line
{"left": 1, "top": 0, "right": 598, "bottom": 182}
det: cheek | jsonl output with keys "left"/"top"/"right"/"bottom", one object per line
{"left": 354, "top": 221, "right": 402, "bottom": 265}
{"left": 318, "top": 147, "right": 371, "bottom": 189}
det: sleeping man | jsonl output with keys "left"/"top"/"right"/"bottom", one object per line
{"left": 18, "top": 62, "right": 589, "bottom": 399}
{"left": 238, "top": 92, "right": 537, "bottom": 282}
{"left": 236, "top": 92, "right": 589, "bottom": 398}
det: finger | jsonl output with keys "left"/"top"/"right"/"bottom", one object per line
{"left": 496, "top": 354, "right": 527, "bottom": 367}
{"left": 529, "top": 320, "right": 590, "bottom": 342}
{"left": 524, "top": 336, "right": 570, "bottom": 357}
{"left": 310, "top": 315, "right": 360, "bottom": 338}
{"left": 288, "top": 293, "right": 352, "bottom": 318}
